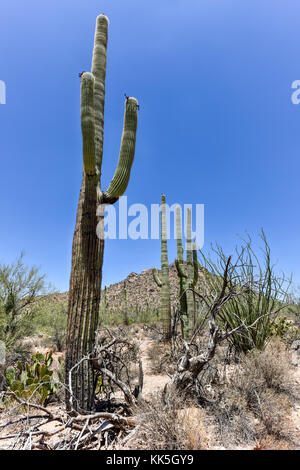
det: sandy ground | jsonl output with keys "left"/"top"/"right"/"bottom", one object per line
{"left": 138, "top": 337, "right": 170, "bottom": 396}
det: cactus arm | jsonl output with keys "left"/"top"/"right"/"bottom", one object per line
{"left": 80, "top": 73, "right": 96, "bottom": 177}
{"left": 176, "top": 206, "right": 186, "bottom": 275}
{"left": 186, "top": 208, "right": 195, "bottom": 284}
{"left": 186, "top": 208, "right": 192, "bottom": 264}
{"left": 152, "top": 268, "right": 163, "bottom": 287}
{"left": 175, "top": 204, "right": 188, "bottom": 336}
{"left": 175, "top": 258, "right": 188, "bottom": 278}
{"left": 175, "top": 206, "right": 196, "bottom": 337}
{"left": 176, "top": 206, "right": 184, "bottom": 261}
{"left": 91, "top": 14, "right": 109, "bottom": 174}
{"left": 152, "top": 195, "right": 171, "bottom": 340}
{"left": 185, "top": 209, "right": 196, "bottom": 334}
{"left": 161, "top": 194, "right": 168, "bottom": 269}
{"left": 101, "top": 97, "right": 139, "bottom": 203}
{"left": 192, "top": 243, "right": 199, "bottom": 288}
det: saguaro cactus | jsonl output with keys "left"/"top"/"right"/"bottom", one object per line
{"left": 65, "top": 15, "right": 139, "bottom": 412}
{"left": 102, "top": 286, "right": 108, "bottom": 315}
{"left": 123, "top": 281, "right": 128, "bottom": 326}
{"left": 152, "top": 194, "right": 172, "bottom": 341}
{"left": 175, "top": 207, "right": 198, "bottom": 337}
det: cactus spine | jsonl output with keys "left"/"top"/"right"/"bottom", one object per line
{"left": 152, "top": 194, "right": 171, "bottom": 341}
{"left": 175, "top": 207, "right": 198, "bottom": 337}
{"left": 65, "top": 15, "right": 139, "bottom": 412}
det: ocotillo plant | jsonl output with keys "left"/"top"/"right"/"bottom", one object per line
{"left": 65, "top": 14, "right": 139, "bottom": 412}
{"left": 152, "top": 194, "right": 172, "bottom": 341}
{"left": 175, "top": 206, "right": 198, "bottom": 337}
{"left": 123, "top": 281, "right": 128, "bottom": 326}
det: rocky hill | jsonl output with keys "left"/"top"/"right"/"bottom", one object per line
{"left": 101, "top": 262, "right": 209, "bottom": 315}
{"left": 42, "top": 262, "right": 209, "bottom": 316}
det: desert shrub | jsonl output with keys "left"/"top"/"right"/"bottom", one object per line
{"left": 99, "top": 309, "right": 124, "bottom": 326}
{"left": 34, "top": 303, "right": 67, "bottom": 351}
{"left": 136, "top": 307, "right": 159, "bottom": 324}
{"left": 128, "top": 393, "right": 209, "bottom": 450}
{"left": 4, "top": 350, "right": 57, "bottom": 405}
{"left": 147, "top": 328, "right": 211, "bottom": 377}
{"left": 203, "top": 339, "right": 293, "bottom": 446}
{"left": 147, "top": 342, "right": 168, "bottom": 375}
{"left": 238, "top": 339, "right": 292, "bottom": 394}
{"left": 142, "top": 323, "right": 163, "bottom": 342}
{"left": 99, "top": 303, "right": 159, "bottom": 328}
{"left": 286, "top": 286, "right": 300, "bottom": 323}
{"left": 0, "top": 254, "right": 47, "bottom": 360}
{"left": 253, "top": 435, "right": 292, "bottom": 450}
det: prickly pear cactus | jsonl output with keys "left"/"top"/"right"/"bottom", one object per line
{"left": 5, "top": 351, "right": 57, "bottom": 404}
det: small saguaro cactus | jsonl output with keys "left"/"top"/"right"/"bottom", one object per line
{"left": 152, "top": 194, "right": 172, "bottom": 341}
{"left": 104, "top": 287, "right": 108, "bottom": 312}
{"left": 65, "top": 14, "right": 139, "bottom": 412}
{"left": 101, "top": 286, "right": 109, "bottom": 316}
{"left": 123, "top": 281, "right": 128, "bottom": 326}
{"left": 175, "top": 206, "right": 198, "bottom": 337}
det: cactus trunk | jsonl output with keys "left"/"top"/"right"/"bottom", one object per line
{"left": 152, "top": 194, "right": 171, "bottom": 341}
{"left": 66, "top": 179, "right": 103, "bottom": 411}
{"left": 65, "top": 15, "right": 138, "bottom": 412}
{"left": 175, "top": 207, "right": 198, "bottom": 338}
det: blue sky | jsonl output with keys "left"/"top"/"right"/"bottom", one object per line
{"left": 0, "top": 0, "right": 300, "bottom": 292}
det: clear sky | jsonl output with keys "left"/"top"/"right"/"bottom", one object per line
{"left": 0, "top": 0, "right": 299, "bottom": 292}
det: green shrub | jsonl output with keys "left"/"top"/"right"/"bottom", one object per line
{"left": 33, "top": 303, "right": 67, "bottom": 351}
{"left": 0, "top": 253, "right": 48, "bottom": 359}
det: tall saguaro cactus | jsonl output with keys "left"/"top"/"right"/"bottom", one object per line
{"left": 152, "top": 194, "right": 172, "bottom": 341}
{"left": 65, "top": 15, "right": 139, "bottom": 412}
{"left": 175, "top": 207, "right": 198, "bottom": 337}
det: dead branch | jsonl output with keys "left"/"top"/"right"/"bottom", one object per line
{"left": 93, "top": 366, "right": 134, "bottom": 405}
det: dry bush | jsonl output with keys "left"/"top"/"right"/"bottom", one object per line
{"left": 176, "top": 407, "right": 210, "bottom": 450}
{"left": 147, "top": 334, "right": 208, "bottom": 377}
{"left": 202, "top": 339, "right": 294, "bottom": 447}
{"left": 240, "top": 338, "right": 293, "bottom": 393}
{"left": 253, "top": 435, "right": 292, "bottom": 450}
{"left": 142, "top": 324, "right": 163, "bottom": 342}
{"left": 126, "top": 393, "right": 209, "bottom": 450}
{"left": 147, "top": 342, "right": 169, "bottom": 375}
{"left": 232, "top": 339, "right": 293, "bottom": 438}
{"left": 94, "top": 328, "right": 141, "bottom": 403}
